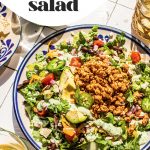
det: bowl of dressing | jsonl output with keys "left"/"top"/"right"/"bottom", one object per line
{"left": 0, "top": 128, "right": 28, "bottom": 150}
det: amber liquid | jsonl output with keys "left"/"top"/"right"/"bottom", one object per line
{"left": 132, "top": 0, "right": 150, "bottom": 44}
{"left": 0, "top": 144, "right": 26, "bottom": 150}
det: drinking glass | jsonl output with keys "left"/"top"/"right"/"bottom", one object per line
{"left": 132, "top": 0, "right": 150, "bottom": 47}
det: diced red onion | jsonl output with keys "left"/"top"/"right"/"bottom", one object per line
{"left": 58, "top": 53, "right": 63, "bottom": 56}
{"left": 71, "top": 48, "right": 76, "bottom": 55}
{"left": 131, "top": 105, "right": 136, "bottom": 113}
{"left": 50, "top": 80, "right": 55, "bottom": 85}
{"left": 136, "top": 105, "right": 141, "bottom": 110}
{"left": 127, "top": 111, "right": 132, "bottom": 116}
{"left": 93, "top": 45, "right": 98, "bottom": 51}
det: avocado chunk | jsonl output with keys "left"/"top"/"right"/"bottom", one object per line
{"left": 61, "top": 89, "right": 75, "bottom": 103}
{"left": 59, "top": 67, "right": 76, "bottom": 90}
{"left": 59, "top": 67, "right": 76, "bottom": 102}
{"left": 66, "top": 110, "right": 87, "bottom": 124}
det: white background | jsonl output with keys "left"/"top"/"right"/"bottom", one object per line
{"left": 1, "top": 0, "right": 107, "bottom": 26}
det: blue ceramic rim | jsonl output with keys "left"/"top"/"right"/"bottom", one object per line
{"left": 13, "top": 24, "right": 150, "bottom": 150}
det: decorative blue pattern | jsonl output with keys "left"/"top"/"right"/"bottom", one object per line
{"left": 0, "top": 39, "right": 14, "bottom": 63}
{"left": 104, "top": 35, "right": 110, "bottom": 42}
{"left": 50, "top": 44, "right": 55, "bottom": 50}
{"left": 98, "top": 34, "right": 110, "bottom": 42}
{"left": 42, "top": 50, "right": 47, "bottom": 55}
{"left": 98, "top": 34, "right": 103, "bottom": 40}
{"left": 0, "top": 2, "right": 10, "bottom": 65}
{"left": 0, "top": 2, "right": 21, "bottom": 67}
{"left": 13, "top": 25, "right": 150, "bottom": 150}
{"left": 0, "top": 2, "right": 7, "bottom": 17}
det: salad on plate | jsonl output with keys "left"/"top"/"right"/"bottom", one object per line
{"left": 17, "top": 26, "right": 150, "bottom": 150}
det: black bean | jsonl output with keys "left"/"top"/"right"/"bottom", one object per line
{"left": 54, "top": 115, "right": 59, "bottom": 128}
{"left": 17, "top": 80, "right": 30, "bottom": 90}
{"left": 48, "top": 143, "right": 56, "bottom": 150}
{"left": 113, "top": 46, "right": 123, "bottom": 52}
{"left": 23, "top": 80, "right": 30, "bottom": 84}
{"left": 93, "top": 36, "right": 99, "bottom": 40}
{"left": 17, "top": 84, "right": 24, "bottom": 90}
{"left": 81, "top": 46, "right": 88, "bottom": 51}
{"left": 46, "top": 57, "right": 51, "bottom": 63}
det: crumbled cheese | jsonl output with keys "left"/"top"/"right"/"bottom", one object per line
{"left": 32, "top": 116, "right": 43, "bottom": 128}
{"left": 112, "top": 139, "right": 123, "bottom": 146}
{"left": 58, "top": 53, "right": 73, "bottom": 66}
{"left": 86, "top": 133, "right": 98, "bottom": 142}
{"left": 141, "top": 82, "right": 149, "bottom": 89}
{"left": 132, "top": 75, "right": 141, "bottom": 82}
{"left": 37, "top": 100, "right": 48, "bottom": 111}
{"left": 138, "top": 131, "right": 149, "bottom": 145}
{"left": 128, "top": 64, "right": 136, "bottom": 74}
{"left": 113, "top": 56, "right": 120, "bottom": 62}
{"left": 105, "top": 137, "right": 113, "bottom": 140}
{"left": 77, "top": 51, "right": 83, "bottom": 57}
{"left": 130, "top": 120, "right": 141, "bottom": 126}
{"left": 52, "top": 84, "right": 59, "bottom": 93}
{"left": 40, "top": 128, "right": 52, "bottom": 138}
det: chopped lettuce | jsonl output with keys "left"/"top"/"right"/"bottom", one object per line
{"left": 115, "top": 32, "right": 126, "bottom": 46}
{"left": 43, "top": 90, "right": 53, "bottom": 100}
{"left": 106, "top": 32, "right": 126, "bottom": 47}
{"left": 79, "top": 32, "right": 86, "bottom": 45}
{"left": 39, "top": 70, "right": 48, "bottom": 77}
{"left": 125, "top": 90, "right": 134, "bottom": 106}
{"left": 34, "top": 61, "right": 46, "bottom": 71}
{"left": 60, "top": 41, "right": 68, "bottom": 50}
{"left": 27, "top": 82, "right": 41, "bottom": 91}
{"left": 25, "top": 104, "right": 34, "bottom": 120}
{"left": 31, "top": 116, "right": 49, "bottom": 128}
{"left": 89, "top": 25, "right": 99, "bottom": 38}
{"left": 81, "top": 53, "right": 91, "bottom": 62}
{"left": 48, "top": 99, "right": 70, "bottom": 114}
{"left": 105, "top": 112, "right": 116, "bottom": 125}
{"left": 26, "top": 71, "right": 36, "bottom": 80}
{"left": 124, "top": 136, "right": 140, "bottom": 150}
{"left": 27, "top": 63, "right": 36, "bottom": 71}
{"left": 36, "top": 53, "right": 45, "bottom": 62}
{"left": 109, "top": 58, "right": 119, "bottom": 67}
{"left": 104, "top": 45, "right": 114, "bottom": 55}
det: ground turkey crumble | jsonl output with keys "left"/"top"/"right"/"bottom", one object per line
{"left": 74, "top": 56, "right": 131, "bottom": 118}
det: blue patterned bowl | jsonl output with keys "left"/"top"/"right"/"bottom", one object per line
{"left": 0, "top": 2, "right": 21, "bottom": 67}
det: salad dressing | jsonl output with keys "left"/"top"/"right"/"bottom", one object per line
{"left": 0, "top": 144, "right": 26, "bottom": 150}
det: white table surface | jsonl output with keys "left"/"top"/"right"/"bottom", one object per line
{"left": 0, "top": 0, "right": 138, "bottom": 149}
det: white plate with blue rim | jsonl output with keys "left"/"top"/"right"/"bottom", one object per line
{"left": 13, "top": 25, "right": 150, "bottom": 150}
{"left": 0, "top": 2, "right": 21, "bottom": 67}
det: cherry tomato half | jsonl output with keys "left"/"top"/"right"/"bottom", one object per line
{"left": 94, "top": 40, "right": 104, "bottom": 47}
{"left": 65, "top": 134, "right": 74, "bottom": 142}
{"left": 131, "top": 52, "right": 141, "bottom": 64}
{"left": 33, "top": 107, "right": 47, "bottom": 117}
{"left": 70, "top": 57, "right": 82, "bottom": 68}
{"left": 41, "top": 73, "right": 54, "bottom": 85}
